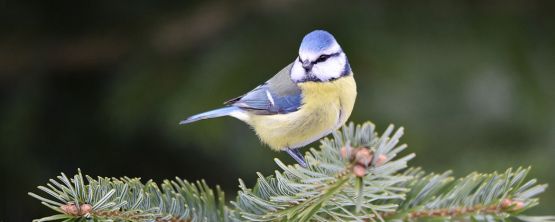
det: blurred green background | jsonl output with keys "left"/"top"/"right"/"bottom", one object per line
{"left": 1, "top": 0, "right": 554, "bottom": 220}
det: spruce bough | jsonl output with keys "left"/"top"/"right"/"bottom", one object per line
{"left": 29, "top": 122, "right": 553, "bottom": 221}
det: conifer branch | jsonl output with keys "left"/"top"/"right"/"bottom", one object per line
{"left": 232, "top": 123, "right": 414, "bottom": 221}
{"left": 29, "top": 171, "right": 228, "bottom": 222}
{"left": 29, "top": 122, "right": 552, "bottom": 221}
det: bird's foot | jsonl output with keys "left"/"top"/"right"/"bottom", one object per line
{"left": 285, "top": 148, "right": 308, "bottom": 167}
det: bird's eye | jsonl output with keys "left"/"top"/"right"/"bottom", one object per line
{"left": 316, "top": 54, "right": 330, "bottom": 63}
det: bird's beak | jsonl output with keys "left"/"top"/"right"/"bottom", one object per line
{"left": 302, "top": 60, "right": 313, "bottom": 70}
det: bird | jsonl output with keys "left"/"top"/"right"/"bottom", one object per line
{"left": 180, "top": 30, "right": 357, "bottom": 167}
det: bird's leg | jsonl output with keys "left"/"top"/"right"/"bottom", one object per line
{"left": 285, "top": 148, "right": 308, "bottom": 167}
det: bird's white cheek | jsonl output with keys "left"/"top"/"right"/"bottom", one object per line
{"left": 312, "top": 56, "right": 345, "bottom": 81}
{"left": 291, "top": 61, "right": 305, "bottom": 82}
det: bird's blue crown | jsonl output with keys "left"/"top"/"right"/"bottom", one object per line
{"left": 299, "top": 30, "right": 337, "bottom": 53}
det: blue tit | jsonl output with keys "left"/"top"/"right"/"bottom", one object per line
{"left": 180, "top": 30, "right": 357, "bottom": 167}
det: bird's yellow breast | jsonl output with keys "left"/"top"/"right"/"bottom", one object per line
{"left": 248, "top": 75, "right": 357, "bottom": 151}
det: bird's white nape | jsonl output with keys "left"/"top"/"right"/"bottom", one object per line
{"left": 290, "top": 60, "right": 305, "bottom": 82}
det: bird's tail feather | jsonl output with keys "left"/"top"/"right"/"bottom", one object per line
{"left": 179, "top": 106, "right": 241, "bottom": 125}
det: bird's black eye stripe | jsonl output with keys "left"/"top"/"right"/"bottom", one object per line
{"left": 315, "top": 54, "right": 330, "bottom": 63}
{"left": 314, "top": 52, "right": 342, "bottom": 64}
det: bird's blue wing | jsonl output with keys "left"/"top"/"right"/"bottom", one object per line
{"left": 224, "top": 63, "right": 302, "bottom": 115}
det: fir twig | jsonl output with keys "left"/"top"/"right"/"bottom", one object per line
{"left": 29, "top": 169, "right": 228, "bottom": 222}
{"left": 29, "top": 122, "right": 552, "bottom": 222}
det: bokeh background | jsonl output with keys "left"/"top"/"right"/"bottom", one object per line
{"left": 1, "top": 0, "right": 554, "bottom": 220}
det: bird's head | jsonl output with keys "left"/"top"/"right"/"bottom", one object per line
{"left": 291, "top": 30, "right": 351, "bottom": 82}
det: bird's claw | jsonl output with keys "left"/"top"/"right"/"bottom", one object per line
{"left": 285, "top": 148, "right": 308, "bottom": 167}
